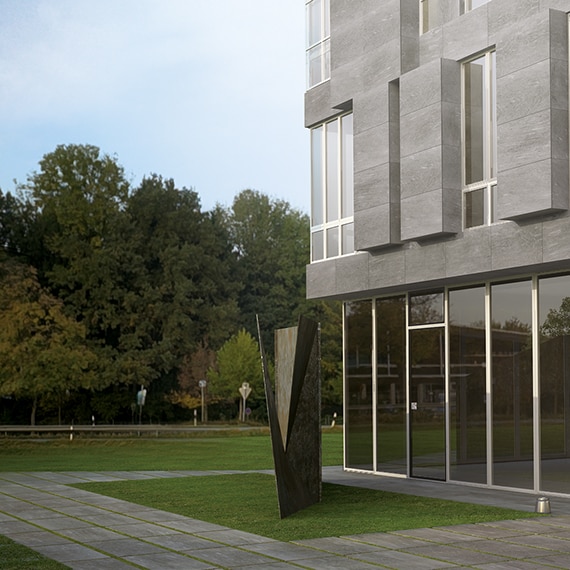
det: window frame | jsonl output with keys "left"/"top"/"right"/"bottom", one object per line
{"left": 305, "top": 0, "right": 331, "bottom": 90}
{"left": 460, "top": 0, "right": 490, "bottom": 15}
{"left": 461, "top": 50, "right": 497, "bottom": 229}
{"left": 310, "top": 113, "right": 354, "bottom": 262}
{"left": 420, "top": 0, "right": 440, "bottom": 35}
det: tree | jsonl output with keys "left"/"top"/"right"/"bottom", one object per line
{"left": 223, "top": 190, "right": 311, "bottom": 356}
{"left": 18, "top": 148, "right": 241, "bottom": 415}
{"left": 306, "top": 300, "right": 343, "bottom": 406}
{"left": 207, "top": 329, "right": 263, "bottom": 417}
{"left": 166, "top": 342, "right": 216, "bottom": 416}
{"left": 0, "top": 258, "right": 95, "bottom": 424}
{"left": 541, "top": 297, "right": 570, "bottom": 338}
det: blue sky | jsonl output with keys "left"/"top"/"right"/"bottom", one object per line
{"left": 0, "top": 1, "right": 309, "bottom": 213}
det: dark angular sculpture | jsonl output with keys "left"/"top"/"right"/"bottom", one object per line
{"left": 257, "top": 315, "right": 321, "bottom": 519}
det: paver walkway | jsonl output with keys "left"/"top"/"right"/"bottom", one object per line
{"left": 3, "top": 468, "right": 570, "bottom": 569}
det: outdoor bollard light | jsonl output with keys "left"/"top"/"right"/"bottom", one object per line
{"left": 536, "top": 497, "right": 551, "bottom": 514}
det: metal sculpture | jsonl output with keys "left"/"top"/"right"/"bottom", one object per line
{"left": 257, "top": 315, "right": 321, "bottom": 519}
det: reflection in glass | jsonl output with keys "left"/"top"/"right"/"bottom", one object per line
{"left": 464, "top": 56, "right": 485, "bottom": 185}
{"left": 539, "top": 275, "right": 570, "bottom": 494}
{"left": 376, "top": 297, "right": 407, "bottom": 474}
{"left": 326, "top": 226, "right": 338, "bottom": 258}
{"left": 307, "top": 45, "right": 323, "bottom": 90}
{"left": 311, "top": 127, "right": 323, "bottom": 226}
{"left": 460, "top": 0, "right": 490, "bottom": 14}
{"left": 341, "top": 222, "right": 354, "bottom": 255}
{"left": 311, "top": 230, "right": 323, "bottom": 262}
{"left": 420, "top": 0, "right": 440, "bottom": 34}
{"left": 306, "top": 0, "right": 322, "bottom": 47}
{"left": 491, "top": 281, "right": 533, "bottom": 489}
{"left": 345, "top": 301, "right": 373, "bottom": 470}
{"left": 465, "top": 188, "right": 485, "bottom": 228}
{"left": 326, "top": 120, "right": 339, "bottom": 222}
{"left": 449, "top": 287, "right": 487, "bottom": 484}
{"left": 490, "top": 52, "right": 497, "bottom": 179}
{"left": 341, "top": 114, "right": 354, "bottom": 219}
{"left": 410, "top": 292, "right": 444, "bottom": 325}
{"left": 409, "top": 328, "right": 446, "bottom": 480}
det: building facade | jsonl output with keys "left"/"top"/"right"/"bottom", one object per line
{"left": 305, "top": 0, "right": 570, "bottom": 496}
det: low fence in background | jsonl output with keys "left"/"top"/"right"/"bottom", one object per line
{"left": 0, "top": 424, "right": 270, "bottom": 439}
{"left": 0, "top": 422, "right": 341, "bottom": 439}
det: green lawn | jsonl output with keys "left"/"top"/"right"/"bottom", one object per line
{"left": 0, "top": 430, "right": 343, "bottom": 472}
{"left": 75, "top": 472, "right": 538, "bottom": 542}
{"left": 0, "top": 428, "right": 538, "bottom": 554}
{"left": 0, "top": 535, "right": 69, "bottom": 570}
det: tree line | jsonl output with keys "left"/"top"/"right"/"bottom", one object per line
{"left": 0, "top": 144, "right": 342, "bottom": 425}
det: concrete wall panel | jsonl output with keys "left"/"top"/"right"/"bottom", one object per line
{"left": 490, "top": 222, "right": 543, "bottom": 271}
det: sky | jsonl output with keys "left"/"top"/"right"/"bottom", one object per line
{"left": 0, "top": 0, "right": 310, "bottom": 213}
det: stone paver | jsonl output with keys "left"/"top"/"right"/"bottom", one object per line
{"left": 3, "top": 469, "right": 570, "bottom": 569}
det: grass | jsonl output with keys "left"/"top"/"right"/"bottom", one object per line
{"left": 75, "top": 472, "right": 539, "bottom": 542}
{"left": 0, "top": 430, "right": 343, "bottom": 472}
{"left": 0, "top": 427, "right": 539, "bottom": 556}
{"left": 0, "top": 535, "right": 69, "bottom": 570}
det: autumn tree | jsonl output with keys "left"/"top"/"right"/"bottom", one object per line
{"left": 0, "top": 258, "right": 95, "bottom": 424}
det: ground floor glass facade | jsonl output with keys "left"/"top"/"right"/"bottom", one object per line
{"left": 344, "top": 273, "right": 570, "bottom": 495}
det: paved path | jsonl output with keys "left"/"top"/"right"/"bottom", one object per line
{"left": 3, "top": 468, "right": 570, "bottom": 568}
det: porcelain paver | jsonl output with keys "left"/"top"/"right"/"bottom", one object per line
{"left": 5, "top": 469, "right": 570, "bottom": 569}
{"left": 291, "top": 555, "right": 390, "bottom": 569}
{"left": 293, "top": 535, "right": 384, "bottom": 555}
{"left": 123, "top": 551, "right": 216, "bottom": 569}
{"left": 33, "top": 542, "right": 110, "bottom": 562}
{"left": 352, "top": 548, "right": 460, "bottom": 569}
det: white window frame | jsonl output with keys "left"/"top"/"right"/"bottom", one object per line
{"left": 460, "top": 0, "right": 491, "bottom": 15}
{"left": 461, "top": 50, "right": 497, "bottom": 229}
{"left": 420, "top": 0, "right": 439, "bottom": 35}
{"left": 310, "top": 114, "right": 354, "bottom": 262}
{"left": 305, "top": 0, "right": 331, "bottom": 90}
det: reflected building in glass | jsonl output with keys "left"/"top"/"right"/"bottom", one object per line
{"left": 305, "top": 0, "right": 570, "bottom": 496}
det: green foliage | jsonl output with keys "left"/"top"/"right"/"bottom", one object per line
{"left": 541, "top": 296, "right": 570, "bottom": 337}
{"left": 207, "top": 329, "right": 263, "bottom": 403}
{"left": 0, "top": 259, "right": 95, "bottom": 424}
{"left": 0, "top": 144, "right": 344, "bottom": 422}
{"left": 223, "top": 190, "right": 311, "bottom": 355}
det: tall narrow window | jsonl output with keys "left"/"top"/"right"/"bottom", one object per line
{"left": 462, "top": 51, "right": 496, "bottom": 228}
{"left": 420, "top": 0, "right": 440, "bottom": 35}
{"left": 310, "top": 114, "right": 354, "bottom": 261}
{"left": 306, "top": 0, "right": 330, "bottom": 89}
{"left": 460, "top": 0, "right": 490, "bottom": 14}
{"left": 345, "top": 300, "right": 373, "bottom": 471}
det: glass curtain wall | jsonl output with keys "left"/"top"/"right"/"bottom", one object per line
{"left": 449, "top": 287, "right": 487, "bottom": 484}
{"left": 539, "top": 275, "right": 570, "bottom": 494}
{"left": 409, "top": 293, "right": 446, "bottom": 480}
{"left": 345, "top": 300, "right": 373, "bottom": 470}
{"left": 491, "top": 281, "right": 533, "bottom": 489}
{"left": 376, "top": 297, "right": 407, "bottom": 474}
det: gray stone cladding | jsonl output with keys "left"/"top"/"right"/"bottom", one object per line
{"left": 306, "top": 0, "right": 570, "bottom": 301}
